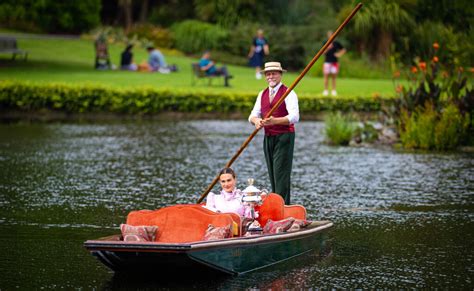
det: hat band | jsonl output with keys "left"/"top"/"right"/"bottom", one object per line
{"left": 264, "top": 66, "right": 282, "bottom": 71}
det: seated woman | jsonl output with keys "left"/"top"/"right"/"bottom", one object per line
{"left": 120, "top": 44, "right": 138, "bottom": 71}
{"left": 204, "top": 167, "right": 255, "bottom": 219}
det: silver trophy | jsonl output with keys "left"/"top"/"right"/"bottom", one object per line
{"left": 242, "top": 178, "right": 267, "bottom": 234}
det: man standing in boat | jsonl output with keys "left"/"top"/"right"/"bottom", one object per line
{"left": 249, "top": 62, "right": 300, "bottom": 205}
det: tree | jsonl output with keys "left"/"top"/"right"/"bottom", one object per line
{"left": 346, "top": 0, "right": 415, "bottom": 62}
{"left": 138, "top": 0, "right": 149, "bottom": 23}
{"left": 118, "top": 0, "right": 133, "bottom": 32}
{"left": 193, "top": 0, "right": 265, "bottom": 28}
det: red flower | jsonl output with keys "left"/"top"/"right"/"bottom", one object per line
{"left": 470, "top": 67, "right": 474, "bottom": 73}
{"left": 396, "top": 84, "right": 403, "bottom": 93}
{"left": 419, "top": 62, "right": 427, "bottom": 71}
{"left": 432, "top": 56, "right": 439, "bottom": 63}
{"left": 411, "top": 66, "right": 418, "bottom": 73}
{"left": 433, "top": 42, "right": 439, "bottom": 50}
{"left": 393, "top": 70, "right": 400, "bottom": 78}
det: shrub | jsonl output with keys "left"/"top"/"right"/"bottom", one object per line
{"left": 127, "top": 24, "right": 173, "bottom": 49}
{"left": 324, "top": 112, "right": 355, "bottom": 145}
{"left": 400, "top": 103, "right": 470, "bottom": 150}
{"left": 86, "top": 26, "right": 127, "bottom": 44}
{"left": 392, "top": 40, "right": 473, "bottom": 150}
{"left": 0, "top": 82, "right": 390, "bottom": 116}
{"left": 399, "top": 104, "right": 437, "bottom": 149}
{"left": 224, "top": 22, "right": 260, "bottom": 58}
{"left": 434, "top": 104, "right": 470, "bottom": 150}
{"left": 171, "top": 20, "right": 229, "bottom": 54}
{"left": 402, "top": 21, "right": 473, "bottom": 68}
{"left": 0, "top": 0, "right": 101, "bottom": 33}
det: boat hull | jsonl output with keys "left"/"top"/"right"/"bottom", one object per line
{"left": 85, "top": 221, "right": 332, "bottom": 275}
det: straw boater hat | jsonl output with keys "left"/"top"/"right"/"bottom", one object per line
{"left": 261, "top": 61, "right": 287, "bottom": 73}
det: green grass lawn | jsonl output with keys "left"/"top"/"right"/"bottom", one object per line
{"left": 0, "top": 36, "right": 396, "bottom": 98}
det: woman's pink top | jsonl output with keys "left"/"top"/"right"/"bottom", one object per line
{"left": 204, "top": 189, "right": 256, "bottom": 219}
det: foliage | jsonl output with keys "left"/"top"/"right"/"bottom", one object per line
{"left": 193, "top": 0, "right": 260, "bottom": 28}
{"left": 399, "top": 104, "right": 437, "bottom": 149}
{"left": 86, "top": 26, "right": 128, "bottom": 44}
{"left": 400, "top": 103, "right": 470, "bottom": 150}
{"left": 343, "top": 0, "right": 415, "bottom": 61}
{"left": 434, "top": 104, "right": 470, "bottom": 150}
{"left": 398, "top": 21, "right": 473, "bottom": 66}
{"left": 171, "top": 20, "right": 229, "bottom": 54}
{"left": 392, "top": 41, "right": 473, "bottom": 150}
{"left": 0, "top": 0, "right": 101, "bottom": 33}
{"left": 148, "top": 0, "right": 195, "bottom": 27}
{"left": 0, "top": 82, "right": 391, "bottom": 115}
{"left": 268, "top": 25, "right": 322, "bottom": 71}
{"left": 127, "top": 24, "right": 173, "bottom": 49}
{"left": 414, "top": 0, "right": 474, "bottom": 34}
{"left": 324, "top": 112, "right": 356, "bottom": 145}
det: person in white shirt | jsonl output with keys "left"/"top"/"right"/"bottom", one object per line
{"left": 205, "top": 167, "right": 255, "bottom": 218}
{"left": 248, "top": 62, "right": 299, "bottom": 204}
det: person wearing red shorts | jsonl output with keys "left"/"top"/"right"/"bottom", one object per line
{"left": 322, "top": 31, "right": 346, "bottom": 96}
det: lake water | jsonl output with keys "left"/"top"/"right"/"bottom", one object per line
{"left": 0, "top": 120, "right": 472, "bottom": 289}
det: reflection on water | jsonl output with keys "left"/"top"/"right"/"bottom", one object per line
{"left": 0, "top": 120, "right": 472, "bottom": 289}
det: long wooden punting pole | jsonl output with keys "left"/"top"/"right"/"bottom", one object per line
{"left": 197, "top": 3, "right": 363, "bottom": 203}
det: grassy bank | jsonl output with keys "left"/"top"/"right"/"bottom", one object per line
{"left": 0, "top": 36, "right": 396, "bottom": 98}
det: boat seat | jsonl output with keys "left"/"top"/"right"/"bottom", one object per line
{"left": 255, "top": 193, "right": 307, "bottom": 227}
{"left": 126, "top": 204, "right": 240, "bottom": 243}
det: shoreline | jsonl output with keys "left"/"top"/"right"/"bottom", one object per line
{"left": 0, "top": 110, "right": 381, "bottom": 122}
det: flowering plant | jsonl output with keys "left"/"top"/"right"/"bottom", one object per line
{"left": 390, "top": 42, "right": 473, "bottom": 150}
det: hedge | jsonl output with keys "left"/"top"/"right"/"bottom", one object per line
{"left": 0, "top": 81, "right": 392, "bottom": 115}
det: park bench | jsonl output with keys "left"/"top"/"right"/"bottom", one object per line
{"left": 191, "top": 63, "right": 227, "bottom": 86}
{"left": 0, "top": 37, "right": 28, "bottom": 60}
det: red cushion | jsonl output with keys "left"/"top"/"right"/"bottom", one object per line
{"left": 126, "top": 205, "right": 235, "bottom": 243}
{"left": 256, "top": 193, "right": 285, "bottom": 227}
{"left": 255, "top": 193, "right": 307, "bottom": 228}
{"left": 203, "top": 224, "right": 232, "bottom": 241}
{"left": 120, "top": 224, "right": 158, "bottom": 242}
{"left": 263, "top": 217, "right": 295, "bottom": 234}
{"left": 283, "top": 205, "right": 307, "bottom": 220}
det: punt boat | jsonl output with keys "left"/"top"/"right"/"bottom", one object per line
{"left": 84, "top": 193, "right": 333, "bottom": 275}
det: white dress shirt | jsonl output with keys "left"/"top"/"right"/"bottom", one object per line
{"left": 248, "top": 82, "right": 300, "bottom": 125}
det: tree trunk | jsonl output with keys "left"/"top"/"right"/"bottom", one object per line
{"left": 139, "top": 0, "right": 149, "bottom": 23}
{"left": 377, "top": 30, "right": 392, "bottom": 62}
{"left": 120, "top": 0, "right": 133, "bottom": 33}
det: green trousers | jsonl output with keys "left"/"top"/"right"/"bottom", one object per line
{"left": 263, "top": 132, "right": 295, "bottom": 205}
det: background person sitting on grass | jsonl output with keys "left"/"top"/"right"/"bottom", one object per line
{"left": 120, "top": 44, "right": 137, "bottom": 71}
{"left": 139, "top": 45, "right": 178, "bottom": 73}
{"left": 199, "top": 50, "right": 233, "bottom": 87}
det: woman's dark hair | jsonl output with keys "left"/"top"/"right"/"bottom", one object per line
{"left": 219, "top": 167, "right": 236, "bottom": 178}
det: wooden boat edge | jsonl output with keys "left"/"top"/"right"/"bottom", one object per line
{"left": 84, "top": 221, "right": 333, "bottom": 252}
